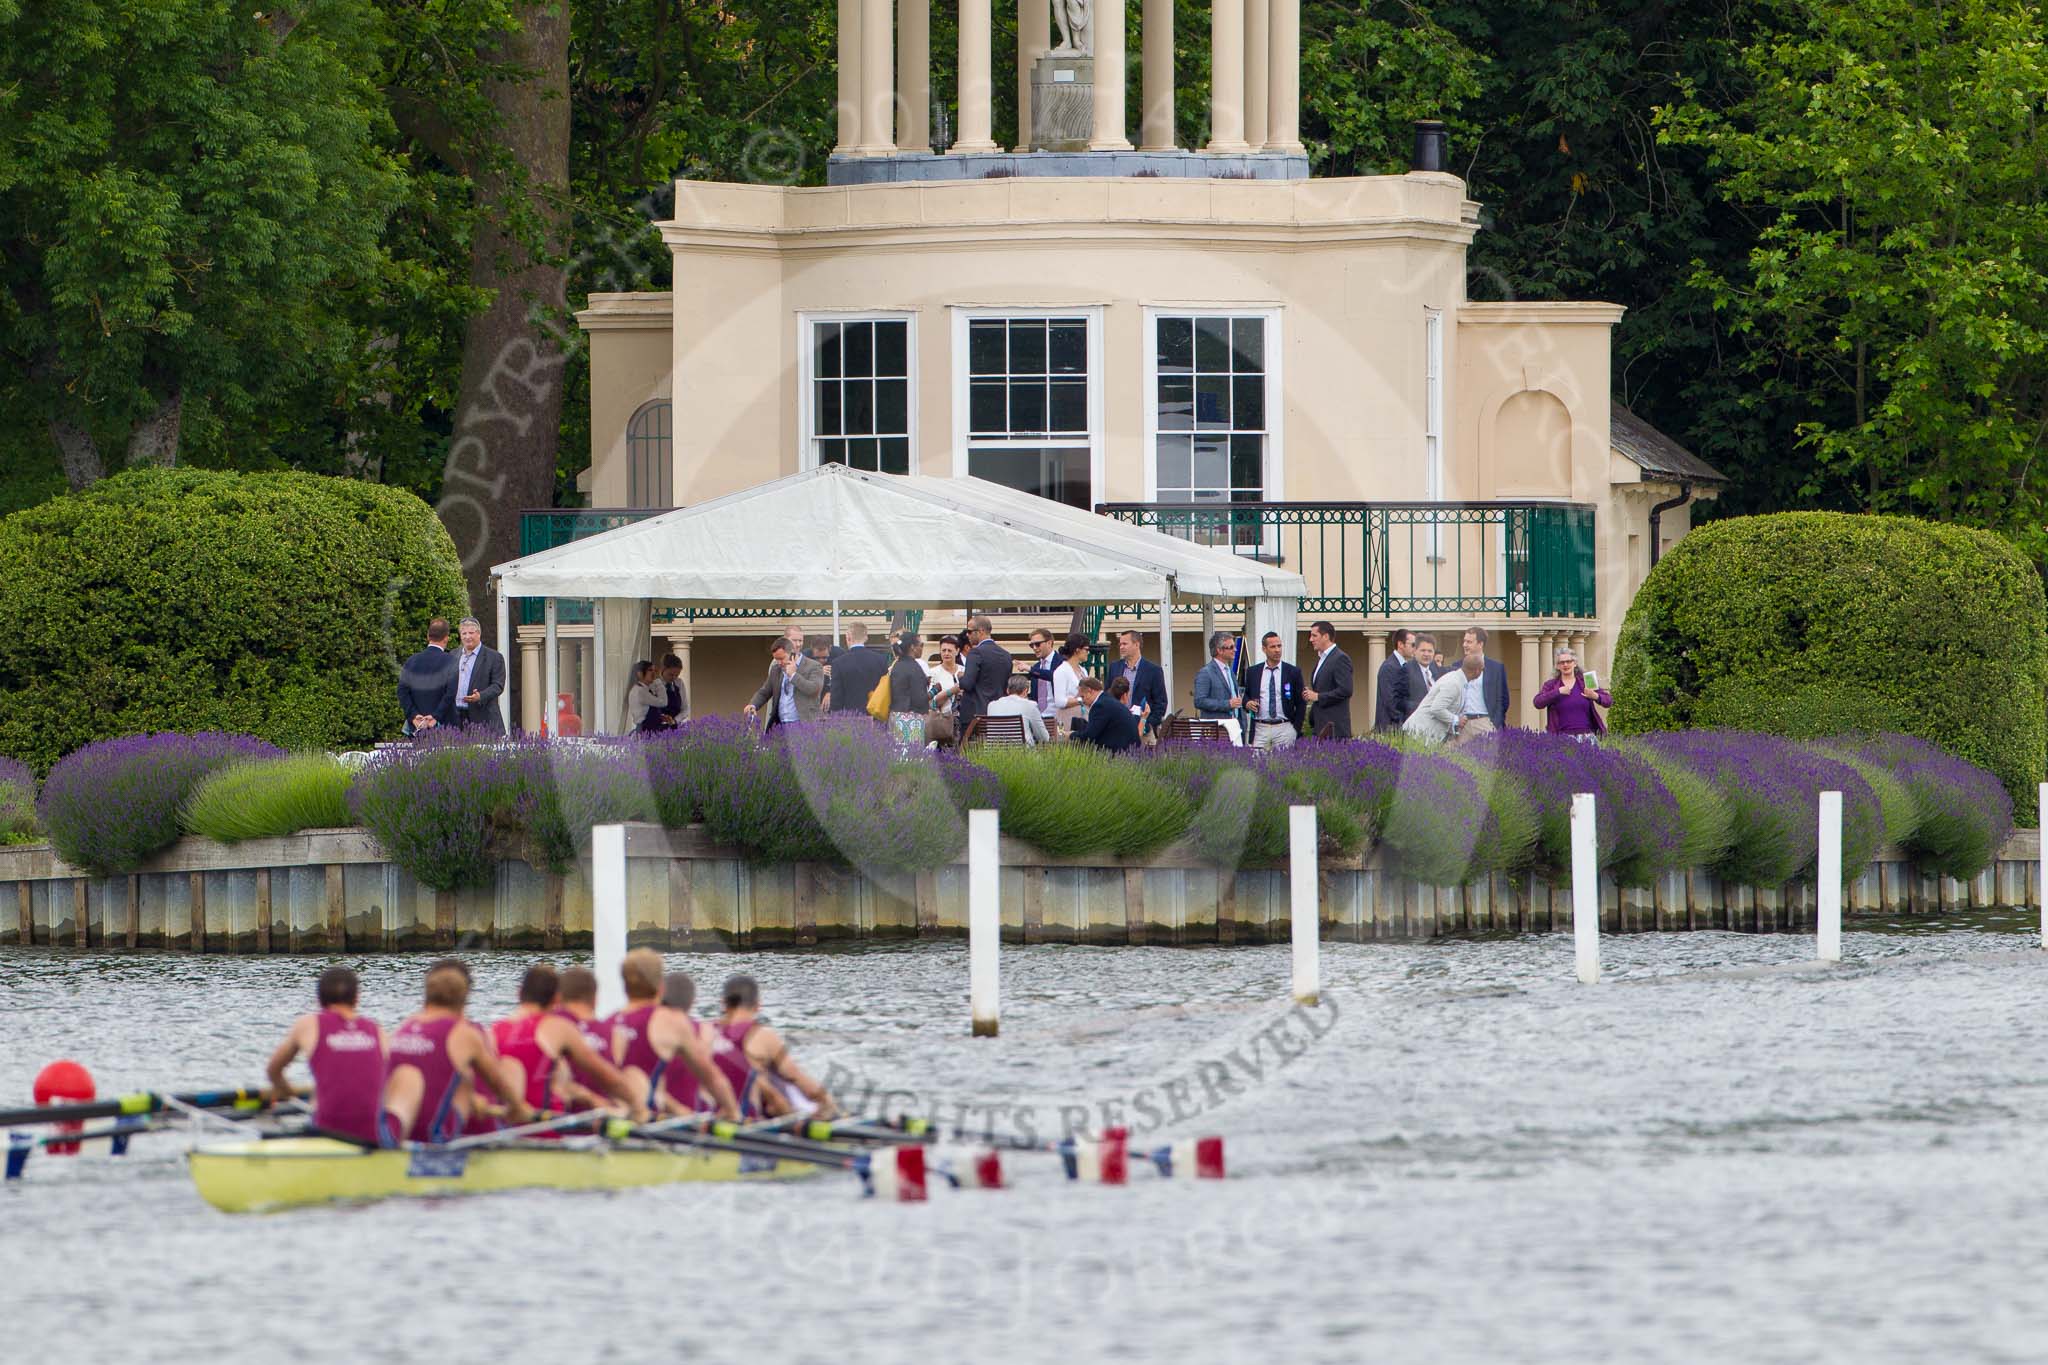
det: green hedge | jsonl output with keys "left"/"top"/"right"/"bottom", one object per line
{"left": 0, "top": 469, "right": 468, "bottom": 772}
{"left": 1609, "top": 512, "right": 2048, "bottom": 816}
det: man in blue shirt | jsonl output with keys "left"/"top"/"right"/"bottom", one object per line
{"left": 1192, "top": 631, "right": 1242, "bottom": 721}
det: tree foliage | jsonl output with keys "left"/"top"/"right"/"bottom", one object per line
{"left": 1659, "top": 0, "right": 2048, "bottom": 554}
{"left": 0, "top": 0, "right": 405, "bottom": 485}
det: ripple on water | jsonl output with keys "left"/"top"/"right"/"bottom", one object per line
{"left": 5, "top": 911, "right": 2048, "bottom": 1363}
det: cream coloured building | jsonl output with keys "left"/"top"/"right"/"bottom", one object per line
{"left": 519, "top": 0, "right": 1724, "bottom": 733}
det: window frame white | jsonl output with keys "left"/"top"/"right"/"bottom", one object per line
{"left": 1141, "top": 304, "right": 1285, "bottom": 556}
{"left": 796, "top": 309, "right": 920, "bottom": 475}
{"left": 948, "top": 305, "right": 1105, "bottom": 507}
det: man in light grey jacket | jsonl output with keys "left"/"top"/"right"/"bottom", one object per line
{"left": 743, "top": 637, "right": 825, "bottom": 734}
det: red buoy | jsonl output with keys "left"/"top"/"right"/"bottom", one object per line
{"left": 34, "top": 1060, "right": 94, "bottom": 1156}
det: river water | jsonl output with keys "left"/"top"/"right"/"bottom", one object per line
{"left": 5, "top": 914, "right": 2047, "bottom": 1364}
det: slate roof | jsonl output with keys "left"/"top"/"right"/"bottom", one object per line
{"left": 1611, "top": 403, "right": 1729, "bottom": 485}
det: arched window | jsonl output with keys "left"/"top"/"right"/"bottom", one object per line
{"left": 626, "top": 400, "right": 673, "bottom": 508}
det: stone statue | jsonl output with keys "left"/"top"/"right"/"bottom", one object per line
{"left": 1049, "top": 0, "right": 1093, "bottom": 56}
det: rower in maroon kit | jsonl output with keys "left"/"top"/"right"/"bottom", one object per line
{"left": 489, "top": 963, "right": 559, "bottom": 1106}
{"left": 712, "top": 974, "right": 840, "bottom": 1120}
{"left": 263, "top": 966, "right": 386, "bottom": 1145}
{"left": 609, "top": 951, "right": 741, "bottom": 1121}
{"left": 530, "top": 966, "right": 646, "bottom": 1120}
{"left": 381, "top": 959, "right": 532, "bottom": 1145}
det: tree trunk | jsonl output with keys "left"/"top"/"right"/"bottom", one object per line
{"left": 49, "top": 419, "right": 105, "bottom": 490}
{"left": 125, "top": 388, "right": 184, "bottom": 469}
{"left": 435, "top": 3, "right": 573, "bottom": 643}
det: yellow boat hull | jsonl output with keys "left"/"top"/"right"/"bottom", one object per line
{"left": 188, "top": 1137, "right": 820, "bottom": 1213}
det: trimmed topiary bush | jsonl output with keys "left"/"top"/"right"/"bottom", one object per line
{"left": 1609, "top": 512, "right": 2048, "bottom": 816}
{"left": 41, "top": 732, "right": 283, "bottom": 873}
{"left": 182, "top": 754, "right": 353, "bottom": 842}
{"left": 0, "top": 468, "right": 468, "bottom": 773}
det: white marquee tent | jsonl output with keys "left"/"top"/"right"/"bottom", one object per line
{"left": 490, "top": 463, "right": 1309, "bottom": 732}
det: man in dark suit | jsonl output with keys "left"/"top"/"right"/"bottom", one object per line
{"left": 1073, "top": 677, "right": 1141, "bottom": 753}
{"left": 825, "top": 620, "right": 891, "bottom": 716}
{"left": 1404, "top": 634, "right": 1444, "bottom": 711}
{"left": 398, "top": 618, "right": 460, "bottom": 738}
{"left": 1106, "top": 629, "right": 1168, "bottom": 737}
{"left": 451, "top": 617, "right": 508, "bottom": 734}
{"left": 1302, "top": 620, "right": 1354, "bottom": 739}
{"left": 955, "top": 615, "right": 1013, "bottom": 728}
{"left": 1242, "top": 631, "right": 1305, "bottom": 748}
{"left": 1373, "top": 628, "right": 1415, "bottom": 732}
{"left": 1456, "top": 625, "right": 1512, "bottom": 735}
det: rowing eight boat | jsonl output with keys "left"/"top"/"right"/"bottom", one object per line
{"left": 188, "top": 1136, "right": 820, "bottom": 1213}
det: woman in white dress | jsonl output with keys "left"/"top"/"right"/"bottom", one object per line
{"left": 1049, "top": 636, "right": 1087, "bottom": 737}
{"left": 927, "top": 635, "right": 964, "bottom": 716}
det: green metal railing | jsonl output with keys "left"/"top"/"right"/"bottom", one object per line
{"left": 1094, "top": 501, "right": 1597, "bottom": 618}
{"left": 516, "top": 510, "right": 657, "bottom": 625}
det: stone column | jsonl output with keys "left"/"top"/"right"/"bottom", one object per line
{"left": 1139, "top": 0, "right": 1174, "bottom": 150}
{"left": 900, "top": 0, "right": 931, "bottom": 152}
{"left": 1520, "top": 633, "right": 1542, "bottom": 730}
{"left": 1090, "top": 0, "right": 1133, "bottom": 149}
{"left": 1206, "top": 0, "right": 1248, "bottom": 151}
{"left": 575, "top": 641, "right": 594, "bottom": 731}
{"left": 857, "top": 0, "right": 897, "bottom": 153}
{"left": 1365, "top": 631, "right": 1388, "bottom": 730}
{"left": 1243, "top": 0, "right": 1269, "bottom": 150}
{"left": 953, "top": 0, "right": 999, "bottom": 152}
{"left": 1016, "top": 0, "right": 1049, "bottom": 151}
{"left": 835, "top": 0, "right": 862, "bottom": 153}
{"left": 520, "top": 641, "right": 544, "bottom": 735}
{"left": 1264, "top": 0, "right": 1302, "bottom": 152}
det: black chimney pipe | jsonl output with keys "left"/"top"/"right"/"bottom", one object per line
{"left": 1412, "top": 121, "right": 1449, "bottom": 173}
{"left": 1647, "top": 483, "right": 1693, "bottom": 569}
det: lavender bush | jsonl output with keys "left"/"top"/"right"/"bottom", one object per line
{"left": 1379, "top": 753, "right": 1508, "bottom": 886}
{"left": 349, "top": 743, "right": 507, "bottom": 890}
{"left": 1461, "top": 732, "right": 1683, "bottom": 887}
{"left": 1267, "top": 740, "right": 1402, "bottom": 854}
{"left": 0, "top": 756, "right": 37, "bottom": 844}
{"left": 1618, "top": 743, "right": 1737, "bottom": 872}
{"left": 1834, "top": 733, "right": 2014, "bottom": 880}
{"left": 1640, "top": 732, "right": 1882, "bottom": 885}
{"left": 39, "top": 733, "right": 282, "bottom": 873}
{"left": 1138, "top": 744, "right": 1289, "bottom": 867}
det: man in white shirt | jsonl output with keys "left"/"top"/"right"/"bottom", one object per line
{"left": 984, "top": 675, "right": 1051, "bottom": 746}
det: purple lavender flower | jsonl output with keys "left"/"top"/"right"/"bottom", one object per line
{"left": 1460, "top": 731, "right": 1682, "bottom": 887}
{"left": 40, "top": 732, "right": 283, "bottom": 873}
{"left": 1639, "top": 731, "right": 1882, "bottom": 884}
{"left": 1833, "top": 732, "right": 2014, "bottom": 880}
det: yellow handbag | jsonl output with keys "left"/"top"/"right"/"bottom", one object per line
{"left": 865, "top": 672, "right": 891, "bottom": 721}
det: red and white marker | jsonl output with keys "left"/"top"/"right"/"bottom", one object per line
{"left": 953, "top": 1146, "right": 1004, "bottom": 1189}
{"left": 1152, "top": 1136, "right": 1227, "bottom": 1180}
{"left": 1068, "top": 1126, "right": 1131, "bottom": 1185}
{"left": 865, "top": 1143, "right": 928, "bottom": 1202}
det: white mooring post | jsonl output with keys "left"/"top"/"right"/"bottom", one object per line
{"left": 2023, "top": 777, "right": 2039, "bottom": 949}
{"left": 969, "top": 809, "right": 1000, "bottom": 1037}
{"left": 592, "top": 824, "right": 627, "bottom": 1016}
{"left": 1571, "top": 793, "right": 1600, "bottom": 984}
{"left": 1289, "top": 804, "right": 1320, "bottom": 1004}
{"left": 1817, "top": 790, "right": 1843, "bottom": 963}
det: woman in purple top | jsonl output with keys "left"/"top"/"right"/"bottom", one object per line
{"left": 1531, "top": 644, "right": 1613, "bottom": 738}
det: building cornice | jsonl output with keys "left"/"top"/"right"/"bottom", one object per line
{"left": 661, "top": 219, "right": 1478, "bottom": 253}
{"left": 1458, "top": 301, "right": 1628, "bottom": 326}
{"left": 575, "top": 293, "right": 675, "bottom": 330}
